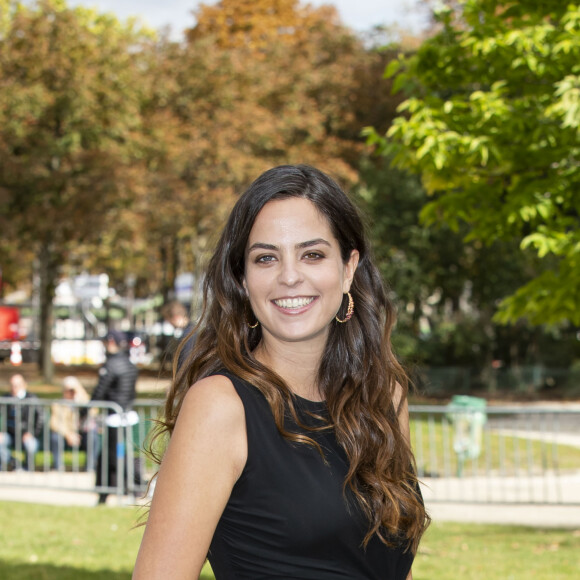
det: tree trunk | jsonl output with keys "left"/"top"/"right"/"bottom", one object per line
{"left": 160, "top": 235, "right": 179, "bottom": 304}
{"left": 171, "top": 234, "right": 179, "bottom": 298}
{"left": 37, "top": 243, "right": 58, "bottom": 384}
{"left": 160, "top": 243, "right": 171, "bottom": 304}
{"left": 190, "top": 233, "right": 204, "bottom": 321}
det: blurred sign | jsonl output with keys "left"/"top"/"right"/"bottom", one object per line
{"left": 73, "top": 274, "right": 109, "bottom": 300}
{"left": 52, "top": 339, "right": 106, "bottom": 365}
{"left": 55, "top": 274, "right": 110, "bottom": 305}
{"left": 175, "top": 273, "right": 194, "bottom": 302}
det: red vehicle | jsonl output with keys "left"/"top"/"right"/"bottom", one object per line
{"left": 0, "top": 305, "right": 38, "bottom": 364}
{"left": 0, "top": 306, "right": 19, "bottom": 341}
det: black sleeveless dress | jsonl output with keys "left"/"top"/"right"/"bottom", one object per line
{"left": 207, "top": 372, "right": 415, "bottom": 580}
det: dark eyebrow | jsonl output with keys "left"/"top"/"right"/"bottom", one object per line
{"left": 296, "top": 238, "right": 331, "bottom": 249}
{"left": 247, "top": 242, "right": 278, "bottom": 253}
{"left": 247, "top": 238, "right": 331, "bottom": 253}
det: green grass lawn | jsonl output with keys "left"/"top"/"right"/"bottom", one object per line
{"left": 0, "top": 501, "right": 578, "bottom": 579}
{"left": 414, "top": 521, "right": 580, "bottom": 579}
{"left": 0, "top": 501, "right": 144, "bottom": 580}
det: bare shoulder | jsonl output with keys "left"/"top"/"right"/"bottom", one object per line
{"left": 169, "top": 373, "right": 247, "bottom": 480}
{"left": 183, "top": 373, "right": 243, "bottom": 409}
{"left": 178, "top": 374, "right": 245, "bottom": 435}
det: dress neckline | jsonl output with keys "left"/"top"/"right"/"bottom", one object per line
{"left": 292, "top": 392, "right": 327, "bottom": 412}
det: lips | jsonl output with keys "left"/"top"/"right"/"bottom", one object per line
{"left": 273, "top": 297, "right": 315, "bottom": 309}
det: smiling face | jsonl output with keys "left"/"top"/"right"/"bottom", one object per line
{"left": 243, "top": 197, "right": 358, "bottom": 352}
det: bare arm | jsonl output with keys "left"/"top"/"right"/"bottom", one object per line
{"left": 133, "top": 375, "right": 247, "bottom": 579}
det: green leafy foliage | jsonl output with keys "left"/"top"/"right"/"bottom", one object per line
{"left": 368, "top": 1, "right": 580, "bottom": 325}
{"left": 354, "top": 156, "right": 559, "bottom": 369}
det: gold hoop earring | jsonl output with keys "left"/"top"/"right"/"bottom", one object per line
{"left": 248, "top": 319, "right": 259, "bottom": 329}
{"left": 335, "top": 292, "right": 354, "bottom": 323}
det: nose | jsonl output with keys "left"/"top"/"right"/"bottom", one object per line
{"left": 277, "top": 256, "right": 303, "bottom": 287}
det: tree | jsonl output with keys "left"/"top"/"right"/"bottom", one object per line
{"left": 187, "top": 0, "right": 368, "bottom": 178}
{"left": 0, "top": 0, "right": 151, "bottom": 380}
{"left": 189, "top": 0, "right": 340, "bottom": 52}
{"left": 367, "top": 1, "right": 580, "bottom": 326}
{"left": 356, "top": 153, "right": 558, "bottom": 375}
{"left": 127, "top": 0, "right": 386, "bottom": 315}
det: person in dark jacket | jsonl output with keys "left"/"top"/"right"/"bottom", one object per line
{"left": 0, "top": 374, "right": 44, "bottom": 471}
{"left": 91, "top": 330, "right": 138, "bottom": 504}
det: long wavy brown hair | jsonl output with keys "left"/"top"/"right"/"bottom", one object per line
{"left": 157, "top": 164, "right": 429, "bottom": 552}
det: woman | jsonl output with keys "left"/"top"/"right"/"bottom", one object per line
{"left": 133, "top": 165, "right": 429, "bottom": 579}
{"left": 49, "top": 376, "right": 99, "bottom": 471}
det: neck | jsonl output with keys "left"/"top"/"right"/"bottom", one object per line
{"left": 254, "top": 339, "right": 324, "bottom": 401}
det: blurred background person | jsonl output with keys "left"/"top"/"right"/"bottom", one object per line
{"left": 91, "top": 330, "right": 138, "bottom": 504}
{"left": 0, "top": 374, "right": 44, "bottom": 471}
{"left": 49, "top": 376, "right": 99, "bottom": 471}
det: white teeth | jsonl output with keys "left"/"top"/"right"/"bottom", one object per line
{"left": 274, "top": 297, "right": 314, "bottom": 309}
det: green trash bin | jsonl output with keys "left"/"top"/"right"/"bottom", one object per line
{"left": 446, "top": 395, "right": 487, "bottom": 476}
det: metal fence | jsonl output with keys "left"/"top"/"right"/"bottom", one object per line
{"left": 1, "top": 398, "right": 579, "bottom": 507}
{"left": 0, "top": 397, "right": 162, "bottom": 502}
{"left": 412, "top": 405, "right": 580, "bottom": 505}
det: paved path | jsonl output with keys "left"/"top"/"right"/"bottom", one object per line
{"left": 427, "top": 501, "right": 580, "bottom": 528}
{"left": 0, "top": 471, "right": 147, "bottom": 507}
{"left": 1, "top": 487, "right": 578, "bottom": 528}
{"left": 0, "top": 476, "right": 578, "bottom": 529}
